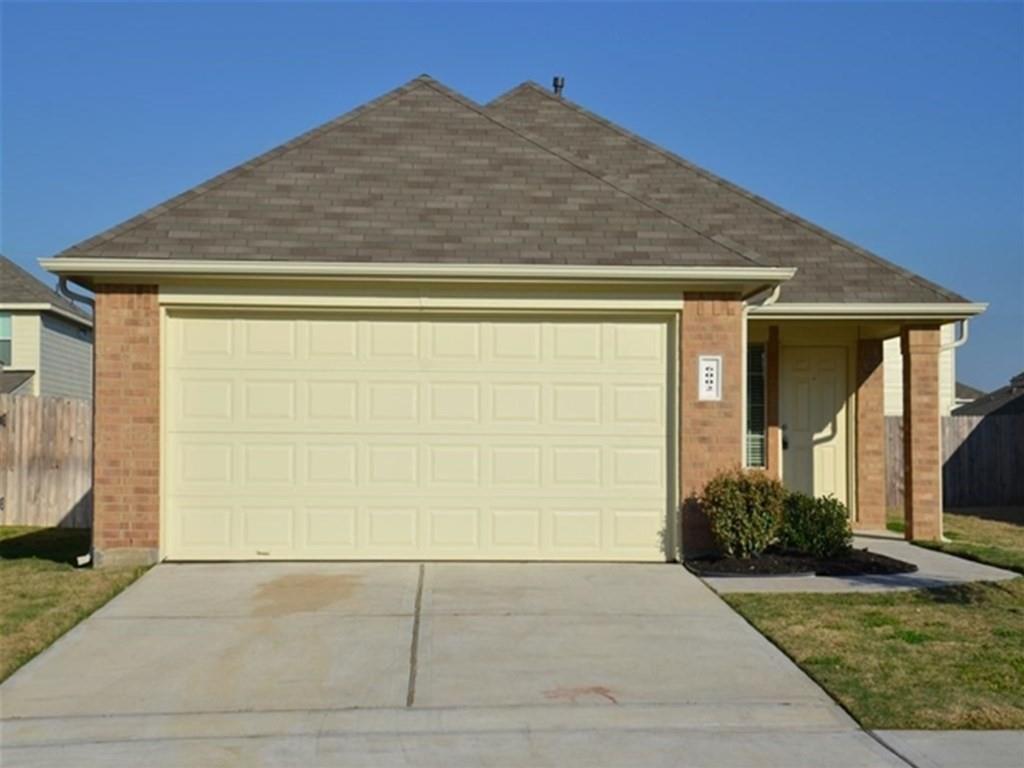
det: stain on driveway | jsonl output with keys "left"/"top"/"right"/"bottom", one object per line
{"left": 252, "top": 573, "right": 362, "bottom": 617}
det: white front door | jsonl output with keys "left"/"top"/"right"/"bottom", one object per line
{"left": 164, "top": 312, "right": 673, "bottom": 561}
{"left": 780, "top": 346, "right": 848, "bottom": 503}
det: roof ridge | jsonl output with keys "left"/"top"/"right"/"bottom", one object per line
{"left": 490, "top": 81, "right": 964, "bottom": 303}
{"left": 420, "top": 79, "right": 764, "bottom": 267}
{"left": 59, "top": 76, "right": 436, "bottom": 258}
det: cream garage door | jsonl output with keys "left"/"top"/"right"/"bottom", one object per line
{"left": 165, "top": 313, "right": 672, "bottom": 561}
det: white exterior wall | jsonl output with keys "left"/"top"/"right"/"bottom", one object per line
{"left": 38, "top": 313, "right": 93, "bottom": 399}
{"left": 7, "top": 313, "right": 41, "bottom": 395}
{"left": 883, "top": 322, "right": 956, "bottom": 416}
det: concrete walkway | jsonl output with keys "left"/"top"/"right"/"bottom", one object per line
{"left": 873, "top": 730, "right": 1024, "bottom": 768}
{"left": 704, "top": 534, "right": 1019, "bottom": 594}
{"left": 0, "top": 562, "right": 912, "bottom": 767}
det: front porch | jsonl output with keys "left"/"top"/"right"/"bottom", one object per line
{"left": 748, "top": 318, "right": 949, "bottom": 541}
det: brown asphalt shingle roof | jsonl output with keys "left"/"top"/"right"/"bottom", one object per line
{"left": 55, "top": 77, "right": 753, "bottom": 269}
{"left": 487, "top": 83, "right": 966, "bottom": 304}
{"left": 0, "top": 256, "right": 91, "bottom": 322}
{"left": 54, "top": 75, "right": 967, "bottom": 304}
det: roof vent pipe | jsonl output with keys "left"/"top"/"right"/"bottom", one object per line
{"left": 552, "top": 76, "right": 565, "bottom": 97}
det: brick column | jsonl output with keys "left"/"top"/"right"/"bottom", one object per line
{"left": 93, "top": 285, "right": 160, "bottom": 566}
{"left": 680, "top": 294, "right": 744, "bottom": 556}
{"left": 855, "top": 337, "right": 886, "bottom": 530}
{"left": 901, "top": 325, "right": 942, "bottom": 541}
{"left": 765, "top": 325, "right": 781, "bottom": 480}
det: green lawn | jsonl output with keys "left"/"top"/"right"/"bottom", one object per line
{"left": 0, "top": 527, "right": 147, "bottom": 682}
{"left": 727, "top": 507, "right": 1024, "bottom": 729}
{"left": 888, "top": 507, "right": 1024, "bottom": 574}
{"left": 726, "top": 580, "right": 1024, "bottom": 729}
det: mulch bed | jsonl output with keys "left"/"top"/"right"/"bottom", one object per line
{"left": 686, "top": 547, "right": 918, "bottom": 577}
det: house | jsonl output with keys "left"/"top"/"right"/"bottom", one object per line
{"left": 40, "top": 76, "right": 985, "bottom": 566}
{"left": 954, "top": 380, "right": 986, "bottom": 409}
{"left": 0, "top": 256, "right": 93, "bottom": 399}
{"left": 952, "top": 372, "right": 1024, "bottom": 416}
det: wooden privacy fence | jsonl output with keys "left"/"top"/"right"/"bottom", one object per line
{"left": 0, "top": 394, "right": 92, "bottom": 527}
{"left": 886, "top": 414, "right": 1024, "bottom": 509}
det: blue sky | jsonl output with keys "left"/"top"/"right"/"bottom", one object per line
{"left": 2, "top": 2, "right": 1021, "bottom": 389}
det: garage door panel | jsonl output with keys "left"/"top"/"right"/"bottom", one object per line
{"left": 367, "top": 321, "right": 419, "bottom": 360}
{"left": 176, "top": 505, "right": 233, "bottom": 550}
{"left": 308, "top": 318, "right": 359, "bottom": 360}
{"left": 165, "top": 314, "right": 673, "bottom": 561}
{"left": 171, "top": 374, "right": 664, "bottom": 435}
{"left": 169, "top": 435, "right": 663, "bottom": 497}
{"left": 427, "top": 507, "right": 481, "bottom": 548}
{"left": 305, "top": 507, "right": 357, "bottom": 549}
{"left": 367, "top": 507, "right": 419, "bottom": 548}
{"left": 306, "top": 444, "right": 358, "bottom": 485}
{"left": 242, "top": 319, "right": 297, "bottom": 359}
{"left": 175, "top": 316, "right": 234, "bottom": 361}
{"left": 242, "top": 507, "right": 295, "bottom": 549}
{"left": 611, "top": 509, "right": 665, "bottom": 550}
{"left": 166, "top": 497, "right": 669, "bottom": 560}
{"left": 242, "top": 443, "right": 295, "bottom": 485}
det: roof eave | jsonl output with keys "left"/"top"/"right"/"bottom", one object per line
{"left": 750, "top": 302, "right": 987, "bottom": 321}
{"left": 0, "top": 301, "right": 93, "bottom": 328}
{"left": 41, "top": 257, "right": 795, "bottom": 297}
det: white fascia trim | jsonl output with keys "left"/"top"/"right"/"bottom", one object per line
{"left": 40, "top": 258, "right": 796, "bottom": 285}
{"left": 750, "top": 302, "right": 987, "bottom": 320}
{"left": 0, "top": 302, "right": 93, "bottom": 328}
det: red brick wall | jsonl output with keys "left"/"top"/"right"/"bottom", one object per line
{"left": 679, "top": 294, "right": 744, "bottom": 555}
{"left": 902, "top": 325, "right": 942, "bottom": 541}
{"left": 93, "top": 285, "right": 160, "bottom": 564}
{"left": 855, "top": 338, "right": 886, "bottom": 530}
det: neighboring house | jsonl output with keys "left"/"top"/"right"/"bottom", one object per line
{"left": 0, "top": 256, "right": 93, "bottom": 399}
{"left": 41, "top": 76, "right": 984, "bottom": 566}
{"left": 952, "top": 372, "right": 1024, "bottom": 416}
{"left": 954, "top": 380, "right": 986, "bottom": 409}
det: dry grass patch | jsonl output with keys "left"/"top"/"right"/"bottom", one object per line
{"left": 887, "top": 507, "right": 1024, "bottom": 574}
{"left": 929, "top": 508, "right": 1024, "bottom": 574}
{"left": 726, "top": 578, "right": 1024, "bottom": 729}
{"left": 0, "top": 527, "right": 147, "bottom": 681}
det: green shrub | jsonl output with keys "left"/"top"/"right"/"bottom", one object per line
{"left": 701, "top": 469, "right": 786, "bottom": 558}
{"left": 780, "top": 492, "right": 853, "bottom": 558}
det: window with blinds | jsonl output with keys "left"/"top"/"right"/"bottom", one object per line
{"left": 746, "top": 344, "right": 766, "bottom": 468}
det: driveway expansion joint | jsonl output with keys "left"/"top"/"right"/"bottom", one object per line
{"left": 405, "top": 563, "right": 425, "bottom": 708}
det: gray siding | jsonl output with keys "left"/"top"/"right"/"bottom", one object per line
{"left": 39, "top": 314, "right": 92, "bottom": 399}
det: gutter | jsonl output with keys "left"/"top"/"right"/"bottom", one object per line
{"left": 751, "top": 302, "right": 987, "bottom": 321}
{"left": 40, "top": 258, "right": 797, "bottom": 287}
{"left": 0, "top": 302, "right": 93, "bottom": 329}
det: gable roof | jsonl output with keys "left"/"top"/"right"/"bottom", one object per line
{"left": 955, "top": 381, "right": 986, "bottom": 401}
{"left": 952, "top": 372, "right": 1024, "bottom": 416}
{"left": 54, "top": 77, "right": 755, "bottom": 269}
{"left": 0, "top": 256, "right": 91, "bottom": 324}
{"left": 487, "top": 82, "right": 966, "bottom": 304}
{"left": 47, "top": 76, "right": 972, "bottom": 306}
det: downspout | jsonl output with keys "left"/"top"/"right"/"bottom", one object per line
{"left": 57, "top": 278, "right": 96, "bottom": 567}
{"left": 759, "top": 283, "right": 783, "bottom": 309}
{"left": 941, "top": 318, "right": 970, "bottom": 351}
{"left": 936, "top": 318, "right": 969, "bottom": 543}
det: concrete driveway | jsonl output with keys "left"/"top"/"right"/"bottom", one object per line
{"left": 0, "top": 563, "right": 907, "bottom": 767}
